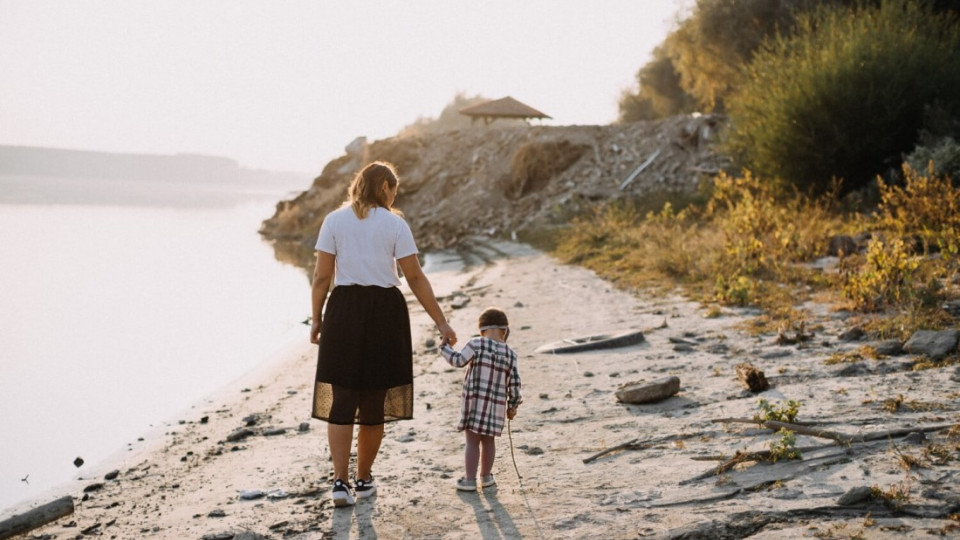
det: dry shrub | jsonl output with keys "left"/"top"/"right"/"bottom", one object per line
{"left": 507, "top": 141, "right": 588, "bottom": 198}
{"left": 876, "top": 165, "right": 960, "bottom": 256}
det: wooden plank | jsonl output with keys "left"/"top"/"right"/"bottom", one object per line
{"left": 0, "top": 495, "right": 74, "bottom": 539}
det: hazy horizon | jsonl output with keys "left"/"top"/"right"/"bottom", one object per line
{"left": 1, "top": 1, "right": 690, "bottom": 175}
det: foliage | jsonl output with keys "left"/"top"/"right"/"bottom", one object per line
{"left": 906, "top": 137, "right": 960, "bottom": 181}
{"left": 768, "top": 428, "right": 802, "bottom": 462}
{"left": 839, "top": 237, "right": 923, "bottom": 312}
{"left": 840, "top": 165, "right": 960, "bottom": 312}
{"left": 618, "top": 46, "right": 698, "bottom": 122}
{"left": 875, "top": 165, "right": 960, "bottom": 256}
{"left": 664, "top": 0, "right": 818, "bottom": 112}
{"left": 757, "top": 398, "right": 803, "bottom": 423}
{"left": 550, "top": 164, "right": 957, "bottom": 335}
{"left": 724, "top": 0, "right": 960, "bottom": 195}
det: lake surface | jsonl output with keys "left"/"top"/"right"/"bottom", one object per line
{"left": 0, "top": 175, "right": 311, "bottom": 513}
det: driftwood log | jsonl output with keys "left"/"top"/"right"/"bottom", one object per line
{"left": 0, "top": 495, "right": 74, "bottom": 540}
{"left": 736, "top": 362, "right": 769, "bottom": 392}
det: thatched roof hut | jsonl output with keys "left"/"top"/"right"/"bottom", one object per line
{"left": 459, "top": 96, "right": 551, "bottom": 125}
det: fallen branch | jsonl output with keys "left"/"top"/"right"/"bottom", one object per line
{"left": 0, "top": 495, "right": 74, "bottom": 540}
{"left": 762, "top": 421, "right": 955, "bottom": 444}
{"left": 710, "top": 417, "right": 819, "bottom": 427}
{"left": 582, "top": 438, "right": 640, "bottom": 464}
{"left": 712, "top": 418, "right": 955, "bottom": 443}
{"left": 618, "top": 149, "right": 661, "bottom": 191}
{"left": 679, "top": 452, "right": 850, "bottom": 486}
{"left": 582, "top": 432, "right": 687, "bottom": 464}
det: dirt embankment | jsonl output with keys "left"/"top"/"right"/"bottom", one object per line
{"left": 258, "top": 114, "right": 727, "bottom": 270}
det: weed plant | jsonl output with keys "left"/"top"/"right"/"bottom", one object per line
{"left": 551, "top": 166, "right": 959, "bottom": 336}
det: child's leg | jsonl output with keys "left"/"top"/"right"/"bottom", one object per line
{"left": 479, "top": 434, "right": 496, "bottom": 477}
{"left": 464, "top": 429, "right": 481, "bottom": 479}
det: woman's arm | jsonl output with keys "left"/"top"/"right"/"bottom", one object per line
{"left": 310, "top": 251, "right": 336, "bottom": 344}
{"left": 397, "top": 253, "right": 457, "bottom": 347}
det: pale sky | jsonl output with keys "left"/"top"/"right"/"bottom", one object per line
{"left": 0, "top": 1, "right": 690, "bottom": 174}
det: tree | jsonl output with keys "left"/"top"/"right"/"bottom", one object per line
{"left": 724, "top": 0, "right": 960, "bottom": 194}
{"left": 618, "top": 46, "right": 697, "bottom": 122}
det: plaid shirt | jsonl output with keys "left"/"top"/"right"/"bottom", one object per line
{"left": 441, "top": 336, "right": 522, "bottom": 437}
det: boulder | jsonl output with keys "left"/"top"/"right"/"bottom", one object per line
{"left": 615, "top": 376, "right": 680, "bottom": 404}
{"left": 903, "top": 329, "right": 959, "bottom": 361}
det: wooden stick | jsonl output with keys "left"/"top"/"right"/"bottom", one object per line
{"left": 582, "top": 438, "right": 640, "bottom": 464}
{"left": 761, "top": 421, "right": 955, "bottom": 443}
{"left": 0, "top": 495, "right": 74, "bottom": 540}
{"left": 761, "top": 421, "right": 850, "bottom": 442}
{"left": 619, "top": 149, "right": 661, "bottom": 191}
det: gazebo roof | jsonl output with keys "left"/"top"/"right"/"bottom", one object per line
{"left": 459, "top": 96, "right": 552, "bottom": 120}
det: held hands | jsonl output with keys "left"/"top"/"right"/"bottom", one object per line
{"left": 437, "top": 321, "right": 457, "bottom": 349}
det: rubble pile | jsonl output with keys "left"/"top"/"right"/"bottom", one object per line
{"left": 259, "top": 114, "right": 728, "bottom": 269}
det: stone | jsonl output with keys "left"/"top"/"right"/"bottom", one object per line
{"left": 838, "top": 486, "right": 874, "bottom": 506}
{"left": 239, "top": 490, "right": 266, "bottom": 500}
{"left": 903, "top": 431, "right": 926, "bottom": 445}
{"left": 903, "top": 329, "right": 960, "bottom": 360}
{"left": 873, "top": 339, "right": 903, "bottom": 356}
{"left": 827, "top": 235, "right": 858, "bottom": 256}
{"left": 615, "top": 376, "right": 681, "bottom": 404}
{"left": 103, "top": 470, "right": 120, "bottom": 481}
{"left": 226, "top": 428, "right": 255, "bottom": 442}
{"left": 838, "top": 326, "right": 865, "bottom": 342}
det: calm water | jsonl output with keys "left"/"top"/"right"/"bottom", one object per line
{"left": 0, "top": 177, "right": 311, "bottom": 513}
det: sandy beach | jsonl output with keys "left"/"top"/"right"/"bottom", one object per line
{"left": 4, "top": 241, "right": 959, "bottom": 539}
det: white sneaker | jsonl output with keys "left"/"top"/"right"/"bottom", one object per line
{"left": 456, "top": 477, "right": 477, "bottom": 491}
{"left": 355, "top": 476, "right": 377, "bottom": 499}
{"left": 481, "top": 474, "right": 496, "bottom": 488}
{"left": 332, "top": 479, "right": 355, "bottom": 507}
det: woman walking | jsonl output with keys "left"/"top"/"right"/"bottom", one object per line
{"left": 309, "top": 160, "right": 457, "bottom": 507}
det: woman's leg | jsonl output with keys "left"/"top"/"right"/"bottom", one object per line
{"left": 464, "top": 429, "right": 481, "bottom": 479}
{"left": 479, "top": 435, "right": 496, "bottom": 477}
{"left": 356, "top": 424, "right": 384, "bottom": 480}
{"left": 328, "top": 424, "right": 353, "bottom": 481}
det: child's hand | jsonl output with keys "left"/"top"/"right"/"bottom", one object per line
{"left": 507, "top": 407, "right": 517, "bottom": 420}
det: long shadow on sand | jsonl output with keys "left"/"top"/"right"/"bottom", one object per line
{"left": 457, "top": 488, "right": 522, "bottom": 540}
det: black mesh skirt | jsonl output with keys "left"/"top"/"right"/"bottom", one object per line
{"left": 312, "top": 285, "right": 413, "bottom": 425}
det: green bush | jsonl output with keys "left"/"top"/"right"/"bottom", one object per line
{"left": 724, "top": 0, "right": 960, "bottom": 195}
{"left": 906, "top": 137, "right": 960, "bottom": 181}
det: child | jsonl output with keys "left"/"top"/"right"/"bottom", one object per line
{"left": 440, "top": 307, "right": 522, "bottom": 491}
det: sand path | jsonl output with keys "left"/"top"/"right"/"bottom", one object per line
{"left": 6, "top": 242, "right": 959, "bottom": 539}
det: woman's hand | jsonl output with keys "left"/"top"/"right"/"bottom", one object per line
{"left": 437, "top": 321, "right": 457, "bottom": 348}
{"left": 507, "top": 407, "right": 517, "bottom": 420}
{"left": 310, "top": 319, "right": 322, "bottom": 345}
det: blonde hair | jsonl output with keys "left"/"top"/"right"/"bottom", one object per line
{"left": 348, "top": 161, "right": 400, "bottom": 219}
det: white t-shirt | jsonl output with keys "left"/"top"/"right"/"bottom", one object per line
{"left": 315, "top": 205, "right": 419, "bottom": 287}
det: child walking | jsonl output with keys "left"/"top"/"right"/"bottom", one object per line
{"left": 440, "top": 307, "right": 522, "bottom": 491}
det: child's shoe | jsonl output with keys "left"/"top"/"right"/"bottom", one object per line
{"left": 354, "top": 476, "right": 377, "bottom": 499}
{"left": 332, "top": 479, "right": 355, "bottom": 507}
{"left": 481, "top": 474, "right": 496, "bottom": 488}
{"left": 456, "top": 477, "right": 477, "bottom": 492}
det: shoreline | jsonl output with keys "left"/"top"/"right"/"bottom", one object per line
{"left": 5, "top": 241, "right": 959, "bottom": 539}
